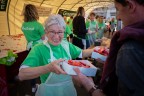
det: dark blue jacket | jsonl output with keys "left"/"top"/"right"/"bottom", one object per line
{"left": 116, "top": 40, "right": 144, "bottom": 96}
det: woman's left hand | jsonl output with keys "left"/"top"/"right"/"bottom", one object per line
{"left": 72, "top": 68, "right": 95, "bottom": 91}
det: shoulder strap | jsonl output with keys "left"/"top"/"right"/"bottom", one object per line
{"left": 43, "top": 41, "right": 56, "bottom": 61}
{"left": 61, "top": 40, "right": 72, "bottom": 59}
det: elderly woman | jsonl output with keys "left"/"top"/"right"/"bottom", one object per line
{"left": 18, "top": 14, "right": 94, "bottom": 96}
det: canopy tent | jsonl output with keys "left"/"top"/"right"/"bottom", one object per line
{"left": 0, "top": 0, "right": 114, "bottom": 36}
{"left": 23, "top": 0, "right": 113, "bottom": 14}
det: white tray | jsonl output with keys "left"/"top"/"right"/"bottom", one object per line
{"left": 61, "top": 60, "right": 97, "bottom": 76}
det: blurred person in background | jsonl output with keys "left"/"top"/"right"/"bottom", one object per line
{"left": 64, "top": 25, "right": 73, "bottom": 42}
{"left": 61, "top": 14, "right": 73, "bottom": 42}
{"left": 109, "top": 18, "right": 116, "bottom": 37}
{"left": 22, "top": 4, "right": 45, "bottom": 51}
{"left": 117, "top": 19, "right": 122, "bottom": 31}
{"left": 73, "top": 7, "right": 87, "bottom": 49}
{"left": 95, "top": 15, "right": 100, "bottom": 22}
{"left": 86, "top": 12, "right": 98, "bottom": 48}
{"left": 67, "top": 16, "right": 74, "bottom": 32}
{"left": 97, "top": 16, "right": 106, "bottom": 39}
{"left": 63, "top": 15, "right": 68, "bottom": 23}
{"left": 67, "top": 16, "right": 74, "bottom": 42}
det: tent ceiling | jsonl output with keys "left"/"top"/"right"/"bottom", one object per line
{"left": 24, "top": 0, "right": 114, "bottom": 14}
{"left": 2, "top": 0, "right": 114, "bottom": 35}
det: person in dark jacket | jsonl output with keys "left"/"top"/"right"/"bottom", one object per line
{"left": 72, "top": 7, "right": 87, "bottom": 49}
{"left": 72, "top": 0, "right": 144, "bottom": 96}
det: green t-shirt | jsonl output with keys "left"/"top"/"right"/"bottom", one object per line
{"left": 67, "top": 19, "right": 73, "bottom": 31}
{"left": 86, "top": 20, "right": 97, "bottom": 31}
{"left": 86, "top": 20, "right": 90, "bottom": 29}
{"left": 97, "top": 22, "right": 106, "bottom": 29}
{"left": 97, "top": 22, "right": 106, "bottom": 39}
{"left": 85, "top": 20, "right": 97, "bottom": 40}
{"left": 22, "top": 41, "right": 82, "bottom": 83}
{"left": 63, "top": 25, "right": 72, "bottom": 40}
{"left": 21, "top": 21, "right": 45, "bottom": 46}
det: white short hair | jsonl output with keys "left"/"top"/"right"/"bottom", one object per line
{"left": 44, "top": 14, "right": 66, "bottom": 30}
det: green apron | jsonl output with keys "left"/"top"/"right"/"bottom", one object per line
{"left": 35, "top": 40, "right": 77, "bottom": 96}
{"left": 87, "top": 21, "right": 97, "bottom": 46}
{"left": 27, "top": 39, "right": 43, "bottom": 51}
{"left": 97, "top": 22, "right": 106, "bottom": 39}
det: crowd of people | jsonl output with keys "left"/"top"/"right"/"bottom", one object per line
{"left": 18, "top": 0, "right": 144, "bottom": 96}
{"left": 58, "top": 7, "right": 117, "bottom": 50}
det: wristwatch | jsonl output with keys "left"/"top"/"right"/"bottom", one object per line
{"left": 88, "top": 85, "right": 97, "bottom": 96}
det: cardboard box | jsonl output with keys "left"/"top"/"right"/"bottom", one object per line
{"left": 91, "top": 52, "right": 107, "bottom": 61}
{"left": 61, "top": 60, "right": 98, "bottom": 76}
{"left": 91, "top": 46, "right": 109, "bottom": 61}
{"left": 94, "top": 39, "right": 102, "bottom": 46}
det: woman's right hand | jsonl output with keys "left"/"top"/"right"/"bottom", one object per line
{"left": 96, "top": 58, "right": 105, "bottom": 64}
{"left": 45, "top": 59, "right": 66, "bottom": 74}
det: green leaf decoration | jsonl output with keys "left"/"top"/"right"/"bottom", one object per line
{"left": 0, "top": 50, "right": 18, "bottom": 66}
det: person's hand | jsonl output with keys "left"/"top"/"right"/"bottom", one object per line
{"left": 73, "top": 68, "right": 106, "bottom": 96}
{"left": 87, "top": 32, "right": 92, "bottom": 34}
{"left": 90, "top": 31, "right": 96, "bottom": 34}
{"left": 72, "top": 68, "right": 95, "bottom": 91}
{"left": 87, "top": 29, "right": 92, "bottom": 34}
{"left": 46, "top": 59, "right": 66, "bottom": 74}
{"left": 92, "top": 89, "right": 106, "bottom": 96}
{"left": 96, "top": 58, "right": 105, "bottom": 64}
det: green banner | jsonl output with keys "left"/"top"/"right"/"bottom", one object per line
{"left": 0, "top": 0, "right": 8, "bottom": 11}
{"left": 58, "top": 9, "right": 76, "bottom": 17}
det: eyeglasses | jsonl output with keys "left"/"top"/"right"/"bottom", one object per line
{"left": 48, "top": 31, "right": 64, "bottom": 37}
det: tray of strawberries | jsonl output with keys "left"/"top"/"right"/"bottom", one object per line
{"left": 68, "top": 60, "right": 90, "bottom": 68}
{"left": 91, "top": 46, "right": 109, "bottom": 61}
{"left": 61, "top": 60, "right": 97, "bottom": 76}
